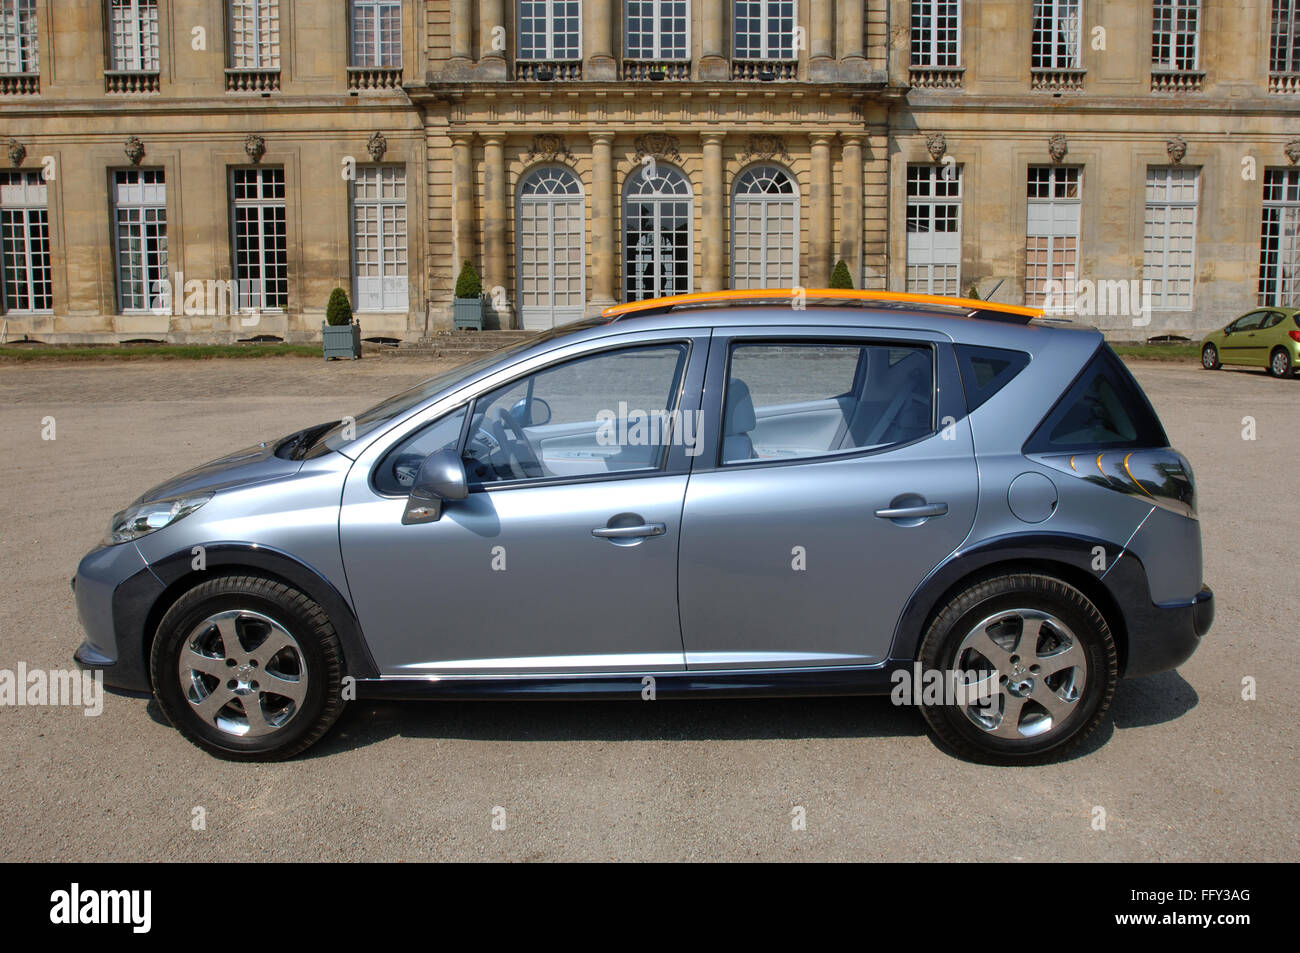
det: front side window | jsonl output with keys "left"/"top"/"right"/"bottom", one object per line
{"left": 0, "top": 170, "right": 50, "bottom": 312}
{"left": 1026, "top": 165, "right": 1081, "bottom": 311}
{"left": 911, "top": 0, "right": 960, "bottom": 68}
{"left": 518, "top": 0, "right": 581, "bottom": 60}
{"left": 731, "top": 165, "right": 798, "bottom": 289}
{"left": 228, "top": 0, "right": 279, "bottom": 69}
{"left": 231, "top": 167, "right": 287, "bottom": 310}
{"left": 113, "top": 168, "right": 167, "bottom": 312}
{"left": 1151, "top": 0, "right": 1199, "bottom": 71}
{"left": 1260, "top": 168, "right": 1300, "bottom": 306}
{"left": 108, "top": 0, "right": 159, "bottom": 71}
{"left": 625, "top": 0, "right": 688, "bottom": 59}
{"left": 722, "top": 342, "right": 934, "bottom": 465}
{"left": 906, "top": 164, "right": 962, "bottom": 296}
{"left": 734, "top": 0, "right": 796, "bottom": 60}
{"left": 1143, "top": 166, "right": 1198, "bottom": 311}
{"left": 351, "top": 0, "right": 401, "bottom": 67}
{"left": 0, "top": 0, "right": 38, "bottom": 74}
{"left": 1031, "top": 0, "right": 1081, "bottom": 70}
{"left": 1272, "top": 0, "right": 1300, "bottom": 74}
{"left": 465, "top": 344, "right": 690, "bottom": 485}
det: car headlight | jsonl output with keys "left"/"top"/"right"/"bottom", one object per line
{"left": 105, "top": 494, "right": 212, "bottom": 546}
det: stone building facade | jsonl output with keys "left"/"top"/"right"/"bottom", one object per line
{"left": 0, "top": 1, "right": 1296, "bottom": 344}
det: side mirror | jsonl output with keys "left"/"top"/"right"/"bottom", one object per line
{"left": 402, "top": 448, "right": 468, "bottom": 525}
{"left": 509, "top": 396, "right": 552, "bottom": 427}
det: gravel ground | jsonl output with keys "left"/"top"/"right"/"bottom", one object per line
{"left": 0, "top": 356, "right": 1295, "bottom": 862}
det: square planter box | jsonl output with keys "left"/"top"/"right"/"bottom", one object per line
{"left": 322, "top": 321, "right": 362, "bottom": 360}
{"left": 453, "top": 295, "right": 485, "bottom": 330}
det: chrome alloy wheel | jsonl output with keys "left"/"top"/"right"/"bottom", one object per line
{"left": 178, "top": 609, "right": 307, "bottom": 738}
{"left": 952, "top": 608, "right": 1087, "bottom": 740}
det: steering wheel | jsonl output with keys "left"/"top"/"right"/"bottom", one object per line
{"left": 488, "top": 405, "right": 543, "bottom": 480}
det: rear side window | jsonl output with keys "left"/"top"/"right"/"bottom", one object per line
{"left": 1025, "top": 345, "right": 1167, "bottom": 453}
{"left": 955, "top": 345, "right": 1031, "bottom": 412}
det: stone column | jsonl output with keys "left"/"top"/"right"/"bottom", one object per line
{"left": 837, "top": 0, "right": 867, "bottom": 78}
{"left": 839, "top": 135, "right": 864, "bottom": 288}
{"left": 482, "top": 134, "right": 513, "bottom": 327}
{"left": 589, "top": 132, "right": 617, "bottom": 311}
{"left": 699, "top": 0, "right": 729, "bottom": 80}
{"left": 478, "top": 0, "right": 507, "bottom": 79}
{"left": 809, "top": 133, "right": 834, "bottom": 288}
{"left": 701, "top": 133, "right": 726, "bottom": 292}
{"left": 450, "top": 0, "right": 472, "bottom": 66}
{"left": 451, "top": 134, "right": 476, "bottom": 276}
{"left": 809, "top": 0, "right": 835, "bottom": 81}
{"left": 584, "top": 0, "right": 617, "bottom": 80}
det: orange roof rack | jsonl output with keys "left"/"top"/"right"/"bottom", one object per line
{"left": 601, "top": 289, "right": 1043, "bottom": 322}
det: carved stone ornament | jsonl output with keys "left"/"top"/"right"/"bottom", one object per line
{"left": 632, "top": 133, "right": 682, "bottom": 163}
{"left": 925, "top": 133, "right": 947, "bottom": 163}
{"left": 740, "top": 134, "right": 790, "bottom": 162}
{"left": 244, "top": 133, "right": 266, "bottom": 163}
{"left": 7, "top": 138, "right": 26, "bottom": 167}
{"left": 1166, "top": 136, "right": 1187, "bottom": 165}
{"left": 124, "top": 136, "right": 145, "bottom": 165}
{"left": 526, "top": 133, "right": 573, "bottom": 162}
{"left": 1048, "top": 133, "right": 1069, "bottom": 163}
{"left": 1286, "top": 138, "right": 1300, "bottom": 165}
{"left": 367, "top": 131, "right": 388, "bottom": 162}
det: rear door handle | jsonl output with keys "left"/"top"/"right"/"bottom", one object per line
{"left": 592, "top": 523, "right": 666, "bottom": 538}
{"left": 874, "top": 503, "right": 948, "bottom": 519}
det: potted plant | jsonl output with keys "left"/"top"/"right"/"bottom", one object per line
{"left": 453, "top": 261, "right": 485, "bottom": 331}
{"left": 322, "top": 287, "right": 361, "bottom": 360}
{"left": 829, "top": 259, "right": 854, "bottom": 290}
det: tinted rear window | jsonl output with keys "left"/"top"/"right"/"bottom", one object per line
{"left": 955, "top": 345, "right": 1031, "bottom": 412}
{"left": 1025, "top": 344, "right": 1167, "bottom": 453}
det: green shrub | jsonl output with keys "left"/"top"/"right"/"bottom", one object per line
{"left": 325, "top": 287, "right": 353, "bottom": 326}
{"left": 455, "top": 260, "right": 483, "bottom": 299}
{"left": 966, "top": 284, "right": 980, "bottom": 300}
{"left": 829, "top": 260, "right": 854, "bottom": 290}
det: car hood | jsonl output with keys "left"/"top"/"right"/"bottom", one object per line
{"left": 133, "top": 433, "right": 308, "bottom": 504}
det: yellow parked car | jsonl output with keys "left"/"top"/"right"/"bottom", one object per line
{"left": 1200, "top": 307, "right": 1300, "bottom": 377}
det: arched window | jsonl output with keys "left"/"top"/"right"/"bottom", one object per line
{"left": 731, "top": 165, "right": 798, "bottom": 288}
{"left": 623, "top": 164, "right": 693, "bottom": 301}
{"left": 516, "top": 165, "right": 585, "bottom": 330}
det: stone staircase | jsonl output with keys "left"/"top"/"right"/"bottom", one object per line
{"left": 375, "top": 330, "right": 539, "bottom": 362}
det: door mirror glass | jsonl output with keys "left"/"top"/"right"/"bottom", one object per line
{"left": 510, "top": 395, "right": 552, "bottom": 427}
{"left": 402, "top": 449, "right": 468, "bottom": 525}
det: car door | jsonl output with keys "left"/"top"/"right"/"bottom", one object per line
{"left": 1221, "top": 311, "right": 1267, "bottom": 365}
{"left": 339, "top": 329, "right": 707, "bottom": 675}
{"left": 677, "top": 328, "right": 978, "bottom": 669}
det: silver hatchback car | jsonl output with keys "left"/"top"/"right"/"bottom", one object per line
{"left": 73, "top": 290, "right": 1213, "bottom": 763}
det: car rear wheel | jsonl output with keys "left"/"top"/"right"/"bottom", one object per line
{"left": 917, "top": 572, "right": 1117, "bottom": 764}
{"left": 1269, "top": 347, "right": 1292, "bottom": 378}
{"left": 1201, "top": 343, "right": 1220, "bottom": 370}
{"left": 150, "top": 575, "right": 346, "bottom": 761}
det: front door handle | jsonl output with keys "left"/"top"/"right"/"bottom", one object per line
{"left": 874, "top": 502, "right": 948, "bottom": 520}
{"left": 592, "top": 523, "right": 666, "bottom": 539}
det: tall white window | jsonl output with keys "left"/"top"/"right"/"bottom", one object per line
{"left": 352, "top": 166, "right": 407, "bottom": 312}
{"left": 351, "top": 0, "right": 400, "bottom": 67}
{"left": 734, "top": 1, "right": 796, "bottom": 60}
{"left": 1152, "top": 0, "right": 1199, "bottom": 71}
{"left": 624, "top": 165, "right": 692, "bottom": 301}
{"left": 625, "top": 1, "right": 688, "bottom": 59}
{"left": 1143, "top": 166, "right": 1198, "bottom": 311}
{"left": 109, "top": 0, "right": 160, "bottom": 71}
{"left": 0, "top": 0, "right": 38, "bottom": 74}
{"left": 0, "top": 171, "right": 50, "bottom": 312}
{"left": 231, "top": 167, "right": 287, "bottom": 310}
{"left": 229, "top": 0, "right": 280, "bottom": 69}
{"left": 1031, "top": 0, "right": 1081, "bottom": 70}
{"left": 517, "top": 166, "right": 585, "bottom": 330}
{"left": 1025, "top": 166, "right": 1081, "bottom": 311}
{"left": 731, "top": 165, "right": 798, "bottom": 288}
{"left": 1259, "top": 168, "right": 1300, "bottom": 306}
{"left": 518, "top": 1, "right": 581, "bottom": 60}
{"left": 113, "top": 168, "right": 167, "bottom": 312}
{"left": 906, "top": 164, "right": 962, "bottom": 296}
{"left": 1272, "top": 0, "right": 1300, "bottom": 73}
{"left": 911, "top": 0, "right": 960, "bottom": 68}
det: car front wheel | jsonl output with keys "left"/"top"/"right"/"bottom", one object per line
{"left": 917, "top": 572, "right": 1117, "bottom": 764}
{"left": 1201, "top": 343, "right": 1220, "bottom": 370}
{"left": 151, "top": 574, "right": 346, "bottom": 761}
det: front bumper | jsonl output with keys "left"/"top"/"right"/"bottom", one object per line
{"left": 71, "top": 542, "right": 164, "bottom": 695}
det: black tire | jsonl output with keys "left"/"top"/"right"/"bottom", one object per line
{"left": 150, "top": 574, "right": 346, "bottom": 761}
{"left": 917, "top": 572, "right": 1117, "bottom": 765}
{"left": 1268, "top": 347, "right": 1292, "bottom": 378}
{"left": 1200, "top": 343, "right": 1220, "bottom": 370}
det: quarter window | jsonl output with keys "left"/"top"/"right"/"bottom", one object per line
{"left": 1025, "top": 345, "right": 1168, "bottom": 453}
